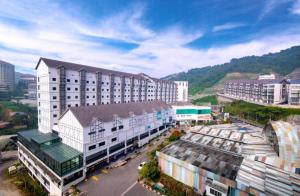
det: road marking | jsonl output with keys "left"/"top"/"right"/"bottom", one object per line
{"left": 101, "top": 169, "right": 108, "bottom": 174}
{"left": 120, "top": 181, "right": 137, "bottom": 196}
{"left": 92, "top": 176, "right": 98, "bottom": 181}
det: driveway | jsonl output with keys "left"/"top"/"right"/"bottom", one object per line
{"left": 78, "top": 132, "right": 170, "bottom": 196}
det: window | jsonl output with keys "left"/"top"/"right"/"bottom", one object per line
{"left": 75, "top": 96, "right": 78, "bottom": 99}
{"left": 52, "top": 87, "right": 56, "bottom": 90}
{"left": 53, "top": 96, "right": 57, "bottom": 100}
{"left": 93, "top": 81, "right": 95, "bottom": 84}
{"left": 67, "top": 96, "right": 71, "bottom": 99}
{"left": 111, "top": 137, "right": 117, "bottom": 142}
{"left": 92, "top": 88, "right": 95, "bottom": 91}
{"left": 87, "top": 96, "right": 89, "bottom": 98}
{"left": 75, "top": 79, "right": 78, "bottom": 83}
{"left": 210, "top": 188, "right": 222, "bottom": 196}
{"left": 99, "top": 141, "right": 105, "bottom": 147}
{"left": 111, "top": 127, "right": 117, "bottom": 132}
{"left": 75, "top": 104, "right": 79, "bottom": 107}
{"left": 88, "top": 145, "right": 96, "bottom": 150}
{"left": 75, "top": 88, "right": 78, "bottom": 91}
{"left": 68, "top": 104, "right": 71, "bottom": 107}
{"left": 86, "top": 81, "right": 89, "bottom": 84}
{"left": 52, "top": 78, "right": 56, "bottom": 81}
{"left": 67, "top": 87, "right": 71, "bottom": 91}
{"left": 67, "top": 79, "right": 70, "bottom": 82}
{"left": 86, "top": 88, "right": 89, "bottom": 91}
{"left": 53, "top": 114, "right": 57, "bottom": 118}
{"left": 87, "top": 103, "right": 89, "bottom": 106}
{"left": 53, "top": 105, "right": 57, "bottom": 109}
{"left": 118, "top": 125, "right": 124, "bottom": 129}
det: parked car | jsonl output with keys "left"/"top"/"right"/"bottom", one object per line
{"left": 138, "top": 161, "right": 147, "bottom": 170}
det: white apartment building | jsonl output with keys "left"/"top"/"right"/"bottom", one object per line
{"left": 223, "top": 79, "right": 288, "bottom": 105}
{"left": 175, "top": 81, "right": 188, "bottom": 102}
{"left": 54, "top": 101, "right": 172, "bottom": 169}
{"left": 36, "top": 58, "right": 178, "bottom": 133}
{"left": 288, "top": 80, "right": 300, "bottom": 105}
{"left": 18, "top": 101, "right": 172, "bottom": 195}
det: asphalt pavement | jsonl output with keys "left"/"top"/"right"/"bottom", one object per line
{"left": 78, "top": 133, "right": 170, "bottom": 196}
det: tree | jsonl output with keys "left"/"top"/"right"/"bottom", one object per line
{"left": 139, "top": 160, "right": 160, "bottom": 182}
{"left": 168, "top": 130, "right": 181, "bottom": 142}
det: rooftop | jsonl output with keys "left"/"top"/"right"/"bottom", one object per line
{"left": 18, "top": 130, "right": 82, "bottom": 163}
{"left": 160, "top": 140, "right": 243, "bottom": 180}
{"left": 37, "top": 57, "right": 171, "bottom": 83}
{"left": 236, "top": 156, "right": 300, "bottom": 195}
{"left": 19, "top": 129, "right": 60, "bottom": 145}
{"left": 185, "top": 123, "right": 277, "bottom": 157}
{"left": 63, "top": 100, "right": 171, "bottom": 127}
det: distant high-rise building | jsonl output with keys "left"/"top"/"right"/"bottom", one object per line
{"left": 175, "top": 81, "right": 188, "bottom": 102}
{"left": 19, "top": 74, "right": 37, "bottom": 99}
{"left": 0, "top": 60, "right": 15, "bottom": 92}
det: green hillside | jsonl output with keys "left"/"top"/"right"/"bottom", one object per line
{"left": 164, "top": 45, "right": 300, "bottom": 95}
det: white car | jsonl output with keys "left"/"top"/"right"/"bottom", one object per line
{"left": 138, "top": 161, "right": 147, "bottom": 170}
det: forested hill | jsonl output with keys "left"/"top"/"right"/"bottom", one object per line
{"left": 163, "top": 45, "right": 300, "bottom": 95}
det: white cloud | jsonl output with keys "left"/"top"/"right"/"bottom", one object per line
{"left": 290, "top": 0, "right": 300, "bottom": 15}
{"left": 0, "top": 0, "right": 300, "bottom": 78}
{"left": 259, "top": 0, "right": 292, "bottom": 20}
{"left": 212, "top": 22, "right": 246, "bottom": 32}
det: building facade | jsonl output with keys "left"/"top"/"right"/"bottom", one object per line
{"left": 36, "top": 58, "right": 178, "bottom": 133}
{"left": 174, "top": 81, "right": 188, "bottom": 102}
{"left": 172, "top": 104, "right": 211, "bottom": 124}
{"left": 19, "top": 101, "right": 173, "bottom": 195}
{"left": 18, "top": 130, "right": 84, "bottom": 195}
{"left": 223, "top": 79, "right": 288, "bottom": 105}
{"left": 0, "top": 60, "right": 15, "bottom": 92}
{"left": 288, "top": 79, "right": 300, "bottom": 105}
{"left": 20, "top": 74, "right": 37, "bottom": 99}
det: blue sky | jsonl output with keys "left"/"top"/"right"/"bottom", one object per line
{"left": 0, "top": 0, "right": 300, "bottom": 77}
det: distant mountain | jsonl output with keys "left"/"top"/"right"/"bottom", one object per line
{"left": 163, "top": 45, "right": 300, "bottom": 95}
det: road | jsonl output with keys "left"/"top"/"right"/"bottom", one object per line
{"left": 78, "top": 132, "right": 170, "bottom": 196}
{"left": 0, "top": 151, "right": 21, "bottom": 196}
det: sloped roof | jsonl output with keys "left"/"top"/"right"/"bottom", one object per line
{"left": 36, "top": 57, "right": 172, "bottom": 83}
{"left": 62, "top": 100, "right": 171, "bottom": 127}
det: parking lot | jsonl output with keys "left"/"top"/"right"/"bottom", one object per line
{"left": 77, "top": 132, "right": 170, "bottom": 196}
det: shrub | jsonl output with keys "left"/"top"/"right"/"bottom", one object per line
{"left": 139, "top": 160, "right": 160, "bottom": 182}
{"left": 168, "top": 130, "right": 181, "bottom": 142}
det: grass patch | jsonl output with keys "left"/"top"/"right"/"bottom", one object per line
{"left": 192, "top": 95, "right": 218, "bottom": 105}
{"left": 224, "top": 100, "right": 300, "bottom": 125}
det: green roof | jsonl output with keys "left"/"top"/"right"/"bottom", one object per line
{"left": 18, "top": 130, "right": 82, "bottom": 163}
{"left": 19, "top": 130, "right": 60, "bottom": 145}
{"left": 43, "top": 143, "right": 82, "bottom": 163}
